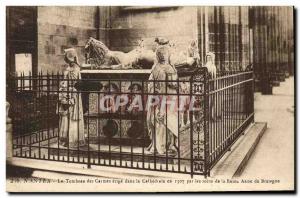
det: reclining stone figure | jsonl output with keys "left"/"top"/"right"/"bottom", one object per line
{"left": 84, "top": 37, "right": 200, "bottom": 70}
{"left": 85, "top": 37, "right": 155, "bottom": 69}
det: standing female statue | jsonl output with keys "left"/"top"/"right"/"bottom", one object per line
{"left": 147, "top": 44, "right": 179, "bottom": 155}
{"left": 57, "top": 48, "right": 85, "bottom": 148}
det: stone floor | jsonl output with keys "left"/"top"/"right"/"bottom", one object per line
{"left": 240, "top": 77, "right": 294, "bottom": 187}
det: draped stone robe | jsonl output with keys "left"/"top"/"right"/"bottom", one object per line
{"left": 57, "top": 65, "right": 85, "bottom": 148}
{"left": 146, "top": 62, "right": 179, "bottom": 154}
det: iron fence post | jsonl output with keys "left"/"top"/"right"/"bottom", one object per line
{"left": 203, "top": 67, "right": 210, "bottom": 178}
{"left": 189, "top": 72, "right": 194, "bottom": 178}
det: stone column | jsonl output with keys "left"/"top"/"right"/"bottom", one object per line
{"left": 6, "top": 101, "right": 13, "bottom": 163}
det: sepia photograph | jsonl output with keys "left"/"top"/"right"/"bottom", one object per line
{"left": 5, "top": 3, "right": 295, "bottom": 192}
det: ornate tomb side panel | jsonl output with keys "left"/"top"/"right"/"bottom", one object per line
{"left": 85, "top": 79, "right": 149, "bottom": 146}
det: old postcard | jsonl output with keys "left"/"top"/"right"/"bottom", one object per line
{"left": 5, "top": 5, "right": 295, "bottom": 192}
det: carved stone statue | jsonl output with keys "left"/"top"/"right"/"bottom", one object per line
{"left": 147, "top": 44, "right": 179, "bottom": 155}
{"left": 169, "top": 40, "right": 200, "bottom": 67}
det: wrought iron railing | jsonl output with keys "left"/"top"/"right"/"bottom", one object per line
{"left": 207, "top": 71, "right": 254, "bottom": 172}
{"left": 7, "top": 68, "right": 254, "bottom": 177}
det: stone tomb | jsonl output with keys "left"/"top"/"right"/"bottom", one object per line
{"left": 80, "top": 68, "right": 204, "bottom": 161}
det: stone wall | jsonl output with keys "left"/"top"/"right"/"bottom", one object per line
{"left": 98, "top": 6, "right": 198, "bottom": 53}
{"left": 37, "top": 6, "right": 98, "bottom": 73}
{"left": 36, "top": 6, "right": 199, "bottom": 72}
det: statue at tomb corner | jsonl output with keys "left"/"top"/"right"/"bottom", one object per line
{"left": 204, "top": 52, "right": 217, "bottom": 79}
{"left": 204, "top": 52, "right": 221, "bottom": 121}
{"left": 146, "top": 42, "right": 179, "bottom": 155}
{"left": 187, "top": 40, "right": 200, "bottom": 66}
{"left": 169, "top": 39, "right": 200, "bottom": 68}
{"left": 57, "top": 48, "right": 85, "bottom": 148}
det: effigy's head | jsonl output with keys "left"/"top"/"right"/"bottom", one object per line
{"left": 156, "top": 45, "right": 170, "bottom": 64}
